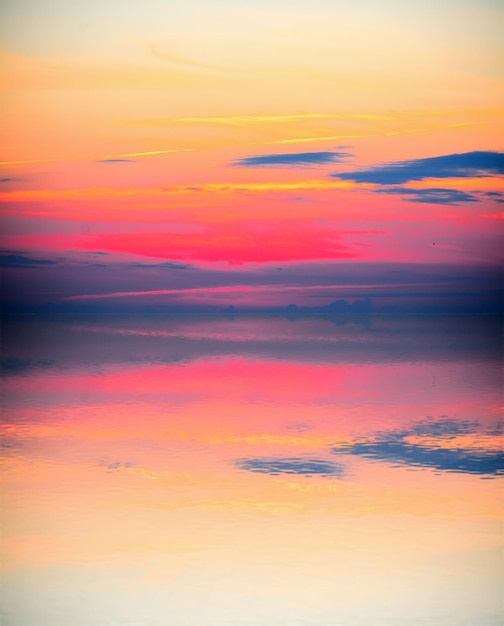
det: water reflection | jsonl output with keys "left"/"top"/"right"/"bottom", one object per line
{"left": 1, "top": 314, "right": 502, "bottom": 626}
{"left": 2, "top": 313, "right": 501, "bottom": 373}
{"left": 236, "top": 457, "right": 344, "bottom": 477}
{"left": 332, "top": 418, "right": 504, "bottom": 476}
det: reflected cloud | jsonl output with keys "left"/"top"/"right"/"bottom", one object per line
{"left": 406, "top": 418, "right": 482, "bottom": 438}
{"left": 2, "top": 314, "right": 502, "bottom": 376}
{"left": 286, "top": 421, "right": 314, "bottom": 433}
{"left": 332, "top": 418, "right": 504, "bottom": 476}
{"left": 236, "top": 456, "right": 343, "bottom": 476}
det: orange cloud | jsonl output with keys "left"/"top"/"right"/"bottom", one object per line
{"left": 0, "top": 179, "right": 359, "bottom": 201}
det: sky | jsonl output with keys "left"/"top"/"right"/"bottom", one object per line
{"left": 1, "top": 0, "right": 503, "bottom": 312}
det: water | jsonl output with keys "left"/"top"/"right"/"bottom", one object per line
{"left": 1, "top": 314, "right": 502, "bottom": 626}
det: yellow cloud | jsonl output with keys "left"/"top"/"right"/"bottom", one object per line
{"left": 0, "top": 149, "right": 192, "bottom": 166}
{"left": 0, "top": 179, "right": 361, "bottom": 202}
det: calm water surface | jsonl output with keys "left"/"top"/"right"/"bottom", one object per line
{"left": 1, "top": 314, "right": 503, "bottom": 626}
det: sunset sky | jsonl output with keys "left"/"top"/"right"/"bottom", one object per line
{"left": 1, "top": 0, "right": 503, "bottom": 311}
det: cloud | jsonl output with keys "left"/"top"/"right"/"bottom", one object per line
{"left": 232, "top": 151, "right": 352, "bottom": 168}
{"left": 481, "top": 191, "right": 504, "bottom": 203}
{"left": 99, "top": 459, "right": 134, "bottom": 471}
{"left": 235, "top": 456, "right": 343, "bottom": 476}
{"left": 0, "top": 179, "right": 354, "bottom": 202}
{"left": 332, "top": 151, "right": 504, "bottom": 184}
{"left": 332, "top": 418, "right": 503, "bottom": 476}
{"left": 1, "top": 149, "right": 191, "bottom": 167}
{"left": 64, "top": 285, "right": 377, "bottom": 302}
{"left": 0, "top": 178, "right": 23, "bottom": 183}
{"left": 145, "top": 42, "right": 241, "bottom": 74}
{"left": 97, "top": 159, "right": 135, "bottom": 163}
{"left": 0, "top": 254, "right": 58, "bottom": 268}
{"left": 1, "top": 357, "right": 54, "bottom": 375}
{"left": 2, "top": 256, "right": 501, "bottom": 314}
{"left": 128, "top": 261, "right": 193, "bottom": 270}
{"left": 375, "top": 187, "right": 480, "bottom": 205}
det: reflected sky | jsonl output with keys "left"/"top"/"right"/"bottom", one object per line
{"left": 1, "top": 314, "right": 503, "bottom": 626}
{"left": 332, "top": 418, "right": 504, "bottom": 476}
{"left": 236, "top": 457, "right": 344, "bottom": 477}
{"left": 2, "top": 312, "right": 501, "bottom": 372}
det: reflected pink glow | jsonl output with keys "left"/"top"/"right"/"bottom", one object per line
{"left": 4, "top": 358, "right": 501, "bottom": 442}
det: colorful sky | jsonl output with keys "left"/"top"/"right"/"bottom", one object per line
{"left": 1, "top": 0, "right": 503, "bottom": 312}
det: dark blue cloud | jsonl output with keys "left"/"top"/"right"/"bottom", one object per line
{"left": 331, "top": 151, "right": 504, "bottom": 184}
{"left": 481, "top": 191, "right": 504, "bottom": 203}
{"left": 232, "top": 151, "right": 352, "bottom": 168}
{"left": 128, "top": 261, "right": 193, "bottom": 270}
{"left": 1, "top": 357, "right": 54, "bottom": 376}
{"left": 0, "top": 254, "right": 58, "bottom": 268}
{"left": 332, "top": 418, "right": 503, "bottom": 476}
{"left": 0, "top": 178, "right": 23, "bottom": 183}
{"left": 236, "top": 456, "right": 343, "bottom": 476}
{"left": 97, "top": 159, "right": 135, "bottom": 163}
{"left": 375, "top": 187, "right": 480, "bottom": 205}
